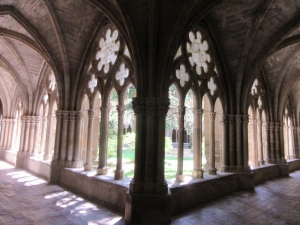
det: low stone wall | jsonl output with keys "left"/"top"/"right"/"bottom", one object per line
{"left": 0, "top": 150, "right": 50, "bottom": 180}
{"left": 22, "top": 157, "right": 50, "bottom": 180}
{"left": 60, "top": 168, "right": 128, "bottom": 212}
{"left": 170, "top": 173, "right": 254, "bottom": 215}
{"left": 288, "top": 159, "right": 300, "bottom": 172}
{"left": 0, "top": 150, "right": 17, "bottom": 165}
{"left": 252, "top": 165, "right": 280, "bottom": 185}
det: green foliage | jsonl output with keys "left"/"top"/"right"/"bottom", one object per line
{"left": 165, "top": 137, "right": 173, "bottom": 153}
{"left": 123, "top": 132, "right": 136, "bottom": 149}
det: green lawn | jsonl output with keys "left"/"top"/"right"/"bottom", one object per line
{"left": 108, "top": 149, "right": 194, "bottom": 179}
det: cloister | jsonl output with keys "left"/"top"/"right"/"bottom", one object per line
{"left": 1, "top": 1, "right": 300, "bottom": 224}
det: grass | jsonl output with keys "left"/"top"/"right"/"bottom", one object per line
{"left": 108, "top": 149, "right": 195, "bottom": 179}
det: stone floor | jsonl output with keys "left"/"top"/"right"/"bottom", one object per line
{"left": 1, "top": 160, "right": 300, "bottom": 225}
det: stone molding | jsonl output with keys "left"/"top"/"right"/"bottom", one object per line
{"left": 208, "top": 112, "right": 216, "bottom": 121}
{"left": 56, "top": 110, "right": 82, "bottom": 121}
{"left": 132, "top": 97, "right": 170, "bottom": 116}
{"left": 87, "top": 109, "right": 95, "bottom": 118}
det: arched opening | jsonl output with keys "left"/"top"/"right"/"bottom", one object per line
{"left": 202, "top": 94, "right": 211, "bottom": 170}
{"left": 81, "top": 94, "right": 90, "bottom": 164}
{"left": 165, "top": 84, "right": 179, "bottom": 179}
{"left": 107, "top": 88, "right": 118, "bottom": 175}
{"left": 49, "top": 102, "right": 57, "bottom": 159}
{"left": 214, "top": 98, "right": 223, "bottom": 170}
{"left": 12, "top": 102, "right": 23, "bottom": 152}
{"left": 183, "top": 89, "right": 195, "bottom": 177}
{"left": 92, "top": 91, "right": 101, "bottom": 167}
{"left": 122, "top": 84, "right": 136, "bottom": 178}
{"left": 248, "top": 105, "right": 258, "bottom": 167}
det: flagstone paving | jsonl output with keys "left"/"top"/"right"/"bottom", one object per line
{"left": 1, "top": 160, "right": 300, "bottom": 225}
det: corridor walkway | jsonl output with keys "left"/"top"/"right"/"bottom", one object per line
{"left": 0, "top": 160, "right": 300, "bottom": 225}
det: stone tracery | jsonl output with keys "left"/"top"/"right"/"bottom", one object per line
{"left": 95, "top": 29, "right": 120, "bottom": 73}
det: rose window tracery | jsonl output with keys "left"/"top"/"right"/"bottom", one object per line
{"left": 187, "top": 31, "right": 211, "bottom": 75}
{"left": 95, "top": 29, "right": 120, "bottom": 73}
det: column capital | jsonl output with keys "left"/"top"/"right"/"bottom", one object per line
{"left": 227, "top": 114, "right": 235, "bottom": 124}
{"left": 132, "top": 97, "right": 170, "bottom": 116}
{"left": 193, "top": 108, "right": 203, "bottom": 115}
{"left": 218, "top": 114, "right": 227, "bottom": 124}
{"left": 145, "top": 98, "right": 157, "bottom": 115}
{"left": 269, "top": 122, "right": 275, "bottom": 130}
{"left": 156, "top": 98, "right": 170, "bottom": 116}
{"left": 257, "top": 120, "right": 263, "bottom": 126}
{"left": 178, "top": 106, "right": 186, "bottom": 116}
{"left": 116, "top": 105, "right": 125, "bottom": 114}
{"left": 132, "top": 97, "right": 145, "bottom": 115}
{"left": 87, "top": 109, "right": 95, "bottom": 118}
{"left": 235, "top": 114, "right": 245, "bottom": 125}
{"left": 208, "top": 112, "right": 216, "bottom": 121}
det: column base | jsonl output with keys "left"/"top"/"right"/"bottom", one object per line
{"left": 49, "top": 160, "right": 65, "bottom": 183}
{"left": 97, "top": 166, "right": 108, "bottom": 175}
{"left": 192, "top": 169, "right": 203, "bottom": 178}
{"left": 208, "top": 168, "right": 217, "bottom": 175}
{"left": 259, "top": 160, "right": 265, "bottom": 166}
{"left": 31, "top": 151, "right": 38, "bottom": 158}
{"left": 125, "top": 193, "right": 171, "bottom": 225}
{"left": 43, "top": 154, "right": 52, "bottom": 161}
{"left": 72, "top": 160, "right": 83, "bottom": 168}
{"left": 219, "top": 165, "right": 229, "bottom": 172}
{"left": 176, "top": 173, "right": 185, "bottom": 182}
{"left": 114, "top": 169, "right": 124, "bottom": 180}
{"left": 84, "top": 163, "right": 93, "bottom": 171}
{"left": 65, "top": 160, "right": 73, "bottom": 167}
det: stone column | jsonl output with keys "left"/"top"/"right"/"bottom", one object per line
{"left": 84, "top": 109, "right": 95, "bottom": 171}
{"left": 219, "top": 114, "right": 228, "bottom": 172}
{"left": 27, "top": 117, "right": 35, "bottom": 155}
{"left": 44, "top": 114, "right": 54, "bottom": 160}
{"left": 274, "top": 122, "right": 281, "bottom": 163}
{"left": 257, "top": 120, "right": 264, "bottom": 165}
{"left": 284, "top": 123, "right": 288, "bottom": 159}
{"left": 208, "top": 112, "right": 217, "bottom": 175}
{"left": 0, "top": 119, "right": 6, "bottom": 148}
{"left": 289, "top": 125, "right": 296, "bottom": 159}
{"left": 66, "top": 112, "right": 76, "bottom": 166}
{"left": 7, "top": 119, "right": 14, "bottom": 149}
{"left": 293, "top": 126, "right": 299, "bottom": 158}
{"left": 263, "top": 123, "right": 271, "bottom": 164}
{"left": 73, "top": 111, "right": 83, "bottom": 167}
{"left": 242, "top": 115, "right": 251, "bottom": 172}
{"left": 269, "top": 122, "right": 276, "bottom": 163}
{"left": 129, "top": 97, "right": 144, "bottom": 193}
{"left": 59, "top": 111, "right": 69, "bottom": 162}
{"left": 19, "top": 116, "right": 26, "bottom": 154}
{"left": 192, "top": 109, "right": 203, "bottom": 178}
{"left": 39, "top": 115, "right": 47, "bottom": 157}
{"left": 97, "top": 107, "right": 109, "bottom": 175}
{"left": 176, "top": 106, "right": 185, "bottom": 181}
{"left": 115, "top": 105, "right": 125, "bottom": 180}
{"left": 252, "top": 119, "right": 259, "bottom": 167}
{"left": 278, "top": 122, "right": 285, "bottom": 163}
{"left": 23, "top": 117, "right": 31, "bottom": 155}
{"left": 3, "top": 119, "right": 9, "bottom": 148}
{"left": 53, "top": 111, "right": 63, "bottom": 161}
{"left": 228, "top": 115, "right": 236, "bottom": 171}
{"left": 31, "top": 116, "right": 41, "bottom": 157}
{"left": 125, "top": 97, "right": 171, "bottom": 224}
{"left": 236, "top": 115, "right": 244, "bottom": 171}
